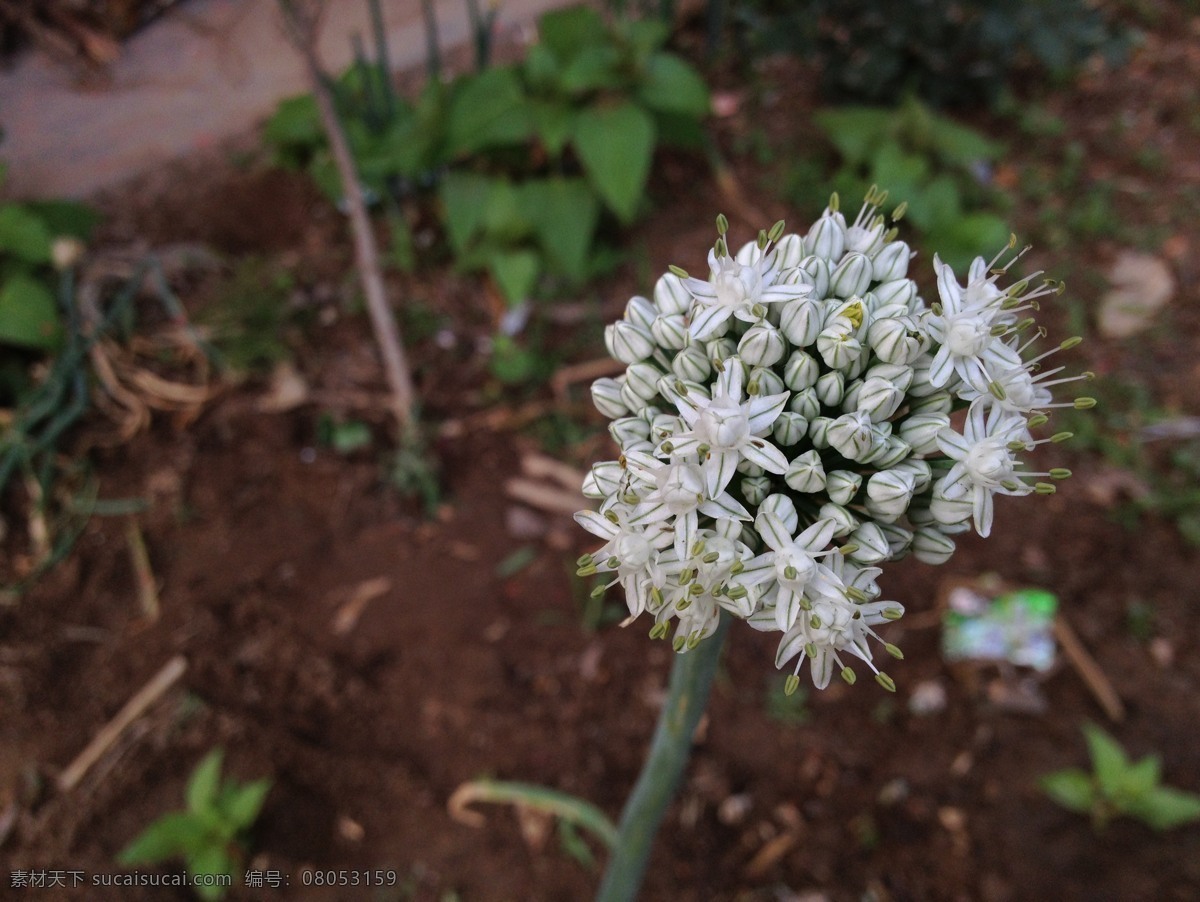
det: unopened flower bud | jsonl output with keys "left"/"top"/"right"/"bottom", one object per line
{"left": 784, "top": 449, "right": 827, "bottom": 493}
{"left": 592, "top": 377, "right": 628, "bottom": 418}
{"left": 652, "top": 313, "right": 689, "bottom": 350}
{"left": 912, "top": 527, "right": 956, "bottom": 565}
{"left": 868, "top": 315, "right": 925, "bottom": 365}
{"left": 808, "top": 415, "right": 834, "bottom": 449}
{"left": 739, "top": 322, "right": 786, "bottom": 367}
{"left": 872, "top": 239, "right": 911, "bottom": 282}
{"left": 778, "top": 297, "right": 824, "bottom": 348}
{"left": 818, "top": 501, "right": 860, "bottom": 536}
{"left": 828, "top": 411, "right": 873, "bottom": 460}
{"left": 830, "top": 252, "right": 873, "bottom": 299}
{"left": 609, "top": 417, "right": 651, "bottom": 448}
{"left": 625, "top": 295, "right": 658, "bottom": 329}
{"left": 898, "top": 411, "right": 948, "bottom": 454}
{"left": 760, "top": 493, "right": 798, "bottom": 532}
{"left": 871, "top": 278, "right": 916, "bottom": 308}
{"left": 782, "top": 350, "right": 820, "bottom": 391}
{"left": 790, "top": 387, "right": 820, "bottom": 420}
{"left": 672, "top": 345, "right": 711, "bottom": 383}
{"left": 773, "top": 411, "right": 808, "bottom": 446}
{"left": 772, "top": 233, "right": 805, "bottom": 269}
{"left": 748, "top": 366, "right": 785, "bottom": 398}
{"left": 605, "top": 320, "right": 655, "bottom": 364}
{"left": 806, "top": 213, "right": 846, "bottom": 262}
{"left": 826, "top": 469, "right": 862, "bottom": 506}
{"left": 654, "top": 271, "right": 692, "bottom": 315}
{"left": 856, "top": 376, "right": 904, "bottom": 422}
{"left": 879, "top": 522, "right": 914, "bottom": 557}
{"left": 816, "top": 371, "right": 845, "bottom": 407}
{"left": 741, "top": 475, "right": 771, "bottom": 506}
{"left": 848, "top": 521, "right": 890, "bottom": 564}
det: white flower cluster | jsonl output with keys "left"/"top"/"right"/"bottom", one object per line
{"left": 576, "top": 195, "right": 1093, "bottom": 693}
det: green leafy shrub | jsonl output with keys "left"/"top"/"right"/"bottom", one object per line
{"left": 264, "top": 5, "right": 710, "bottom": 305}
{"left": 119, "top": 749, "right": 271, "bottom": 901}
{"left": 811, "top": 99, "right": 1010, "bottom": 269}
{"left": 736, "top": 0, "right": 1131, "bottom": 108}
{"left": 1041, "top": 724, "right": 1200, "bottom": 832}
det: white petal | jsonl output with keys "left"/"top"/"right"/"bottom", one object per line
{"left": 776, "top": 588, "right": 801, "bottom": 632}
{"left": 700, "top": 492, "right": 751, "bottom": 521}
{"left": 740, "top": 439, "right": 788, "bottom": 475}
{"left": 705, "top": 449, "right": 739, "bottom": 497}
{"left": 973, "top": 488, "right": 994, "bottom": 538}
{"left": 746, "top": 392, "right": 790, "bottom": 434}
{"left": 755, "top": 511, "right": 793, "bottom": 553}
{"left": 796, "top": 518, "right": 837, "bottom": 553}
{"left": 689, "top": 304, "right": 731, "bottom": 341}
{"left": 575, "top": 510, "right": 620, "bottom": 539}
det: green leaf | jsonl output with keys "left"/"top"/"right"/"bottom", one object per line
{"left": 637, "top": 53, "right": 709, "bottom": 118}
{"left": 1084, "top": 724, "right": 1131, "bottom": 799}
{"left": 813, "top": 107, "right": 894, "bottom": 167}
{"left": 558, "top": 44, "right": 622, "bottom": 94}
{"left": 523, "top": 43, "right": 560, "bottom": 91}
{"left": 571, "top": 102, "right": 655, "bottom": 223}
{"left": 482, "top": 180, "right": 534, "bottom": 243}
{"left": 537, "top": 6, "right": 607, "bottom": 63}
{"left": 1128, "top": 785, "right": 1200, "bottom": 831}
{"left": 517, "top": 178, "right": 599, "bottom": 282}
{"left": 446, "top": 67, "right": 532, "bottom": 155}
{"left": 1040, "top": 769, "right": 1096, "bottom": 814}
{"left": 530, "top": 101, "right": 575, "bottom": 158}
{"left": 222, "top": 779, "right": 272, "bottom": 831}
{"left": 621, "top": 19, "right": 670, "bottom": 64}
{"left": 869, "top": 142, "right": 929, "bottom": 198}
{"left": 929, "top": 117, "right": 1004, "bottom": 166}
{"left": 904, "top": 174, "right": 962, "bottom": 232}
{"left": 21, "top": 200, "right": 100, "bottom": 241}
{"left": 118, "top": 813, "right": 209, "bottom": 865}
{"left": 0, "top": 275, "right": 61, "bottom": 350}
{"left": 1120, "top": 755, "right": 1162, "bottom": 800}
{"left": 186, "top": 750, "right": 225, "bottom": 815}
{"left": 487, "top": 250, "right": 540, "bottom": 305}
{"left": 263, "top": 93, "right": 323, "bottom": 155}
{"left": 925, "top": 213, "right": 1010, "bottom": 271}
{"left": 188, "top": 845, "right": 236, "bottom": 900}
{"left": 439, "top": 172, "right": 492, "bottom": 253}
{"left": 0, "top": 205, "right": 53, "bottom": 263}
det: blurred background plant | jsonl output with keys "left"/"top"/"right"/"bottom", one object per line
{"left": 265, "top": 1, "right": 710, "bottom": 308}
{"left": 731, "top": 0, "right": 1132, "bottom": 109}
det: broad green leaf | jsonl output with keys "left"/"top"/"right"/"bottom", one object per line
{"left": 1129, "top": 785, "right": 1200, "bottom": 831}
{"left": 870, "top": 142, "right": 930, "bottom": 196}
{"left": 1040, "top": 769, "right": 1096, "bottom": 814}
{"left": 0, "top": 205, "right": 53, "bottom": 263}
{"left": 446, "top": 67, "right": 531, "bottom": 155}
{"left": 523, "top": 43, "right": 560, "bottom": 91}
{"left": 439, "top": 172, "right": 492, "bottom": 253}
{"left": 21, "top": 200, "right": 100, "bottom": 241}
{"left": 903, "top": 173, "right": 962, "bottom": 233}
{"left": 0, "top": 275, "right": 61, "bottom": 350}
{"left": 223, "top": 779, "right": 272, "bottom": 831}
{"left": 925, "top": 213, "right": 1010, "bottom": 271}
{"left": 637, "top": 53, "right": 710, "bottom": 118}
{"left": 571, "top": 102, "right": 655, "bottom": 223}
{"left": 186, "top": 749, "right": 225, "bottom": 815}
{"left": 517, "top": 178, "right": 599, "bottom": 281}
{"left": 1120, "top": 755, "right": 1162, "bottom": 800}
{"left": 1084, "top": 724, "right": 1130, "bottom": 799}
{"left": 488, "top": 249, "right": 540, "bottom": 306}
{"left": 482, "top": 179, "right": 534, "bottom": 243}
{"left": 263, "top": 93, "right": 322, "bottom": 154}
{"left": 558, "top": 44, "right": 622, "bottom": 94}
{"left": 537, "top": 6, "right": 607, "bottom": 63}
{"left": 813, "top": 107, "right": 894, "bottom": 167}
{"left": 188, "top": 845, "right": 236, "bottom": 900}
{"left": 621, "top": 19, "right": 670, "bottom": 64}
{"left": 930, "top": 117, "right": 1004, "bottom": 166}
{"left": 118, "top": 813, "right": 209, "bottom": 865}
{"left": 530, "top": 101, "right": 575, "bottom": 158}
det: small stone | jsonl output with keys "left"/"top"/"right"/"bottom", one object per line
{"left": 718, "top": 793, "right": 753, "bottom": 825}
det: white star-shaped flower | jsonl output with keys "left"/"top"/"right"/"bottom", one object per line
{"left": 657, "top": 362, "right": 789, "bottom": 497}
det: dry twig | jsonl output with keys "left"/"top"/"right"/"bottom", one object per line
{"left": 276, "top": 0, "right": 418, "bottom": 440}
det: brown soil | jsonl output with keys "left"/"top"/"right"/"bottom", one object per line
{"left": 4, "top": 7, "right": 1200, "bottom": 902}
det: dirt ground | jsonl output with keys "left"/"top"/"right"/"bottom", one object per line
{"left": 4, "top": 6, "right": 1200, "bottom": 901}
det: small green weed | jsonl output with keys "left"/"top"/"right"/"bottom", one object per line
{"left": 118, "top": 749, "right": 271, "bottom": 900}
{"left": 1041, "top": 724, "right": 1200, "bottom": 831}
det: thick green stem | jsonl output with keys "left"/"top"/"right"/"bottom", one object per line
{"left": 596, "top": 615, "right": 731, "bottom": 902}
